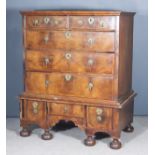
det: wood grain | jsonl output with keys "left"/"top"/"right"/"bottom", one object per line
{"left": 25, "top": 72, "right": 114, "bottom": 100}
{"left": 25, "top": 30, "right": 115, "bottom": 52}
{"left": 19, "top": 10, "right": 136, "bottom": 149}
{"left": 25, "top": 50, "right": 115, "bottom": 74}
{"left": 48, "top": 102, "right": 84, "bottom": 118}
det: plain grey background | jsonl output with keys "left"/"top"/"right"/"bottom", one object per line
{"left": 6, "top": 0, "right": 148, "bottom": 117}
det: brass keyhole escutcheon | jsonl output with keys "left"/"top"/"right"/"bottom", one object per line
{"left": 96, "top": 108, "right": 103, "bottom": 115}
{"left": 64, "top": 74, "right": 72, "bottom": 82}
{"left": 88, "top": 17, "right": 95, "bottom": 25}
{"left": 65, "top": 31, "right": 71, "bottom": 39}
{"left": 44, "top": 17, "right": 50, "bottom": 24}
{"left": 32, "top": 102, "right": 39, "bottom": 114}
{"left": 33, "top": 19, "right": 40, "bottom": 26}
{"left": 65, "top": 52, "right": 72, "bottom": 60}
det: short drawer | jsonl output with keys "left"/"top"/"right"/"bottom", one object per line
{"left": 48, "top": 103, "right": 85, "bottom": 118}
{"left": 48, "top": 115, "right": 85, "bottom": 129}
{"left": 25, "top": 30, "right": 115, "bottom": 52}
{"left": 25, "top": 50, "right": 115, "bottom": 74}
{"left": 87, "top": 106, "right": 112, "bottom": 130}
{"left": 26, "top": 100, "right": 46, "bottom": 122}
{"left": 70, "top": 16, "right": 116, "bottom": 30}
{"left": 26, "top": 16, "right": 68, "bottom": 29}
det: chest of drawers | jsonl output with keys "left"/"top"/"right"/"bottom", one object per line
{"left": 19, "top": 10, "right": 136, "bottom": 149}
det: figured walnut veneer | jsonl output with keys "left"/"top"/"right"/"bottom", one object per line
{"left": 19, "top": 10, "right": 136, "bottom": 149}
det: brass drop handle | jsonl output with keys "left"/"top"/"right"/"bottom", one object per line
{"left": 96, "top": 108, "right": 103, "bottom": 123}
{"left": 45, "top": 79, "right": 49, "bottom": 88}
{"left": 77, "top": 19, "right": 83, "bottom": 26}
{"left": 96, "top": 108, "right": 103, "bottom": 115}
{"left": 88, "top": 17, "right": 95, "bottom": 25}
{"left": 44, "top": 57, "right": 50, "bottom": 66}
{"left": 65, "top": 52, "right": 72, "bottom": 60}
{"left": 32, "top": 102, "right": 39, "bottom": 114}
{"left": 96, "top": 115, "right": 103, "bottom": 123}
{"left": 33, "top": 19, "right": 40, "bottom": 26}
{"left": 44, "top": 35, "right": 49, "bottom": 44}
{"left": 65, "top": 31, "right": 71, "bottom": 39}
{"left": 100, "top": 20, "right": 105, "bottom": 28}
{"left": 54, "top": 20, "right": 59, "bottom": 25}
{"left": 88, "top": 82, "right": 94, "bottom": 91}
{"left": 88, "top": 58, "right": 94, "bottom": 66}
{"left": 44, "top": 17, "right": 50, "bottom": 24}
{"left": 88, "top": 38, "right": 95, "bottom": 46}
{"left": 64, "top": 105, "right": 69, "bottom": 113}
{"left": 64, "top": 74, "right": 72, "bottom": 82}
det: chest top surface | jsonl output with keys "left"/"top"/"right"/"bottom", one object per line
{"left": 20, "top": 10, "right": 135, "bottom": 16}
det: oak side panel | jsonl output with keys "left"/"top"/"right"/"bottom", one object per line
{"left": 119, "top": 100, "right": 134, "bottom": 130}
{"left": 118, "top": 15, "right": 134, "bottom": 99}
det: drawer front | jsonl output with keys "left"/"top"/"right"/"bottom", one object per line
{"left": 26, "top": 100, "right": 46, "bottom": 122}
{"left": 48, "top": 103, "right": 84, "bottom": 118}
{"left": 26, "top": 16, "right": 116, "bottom": 30}
{"left": 25, "top": 50, "right": 115, "bottom": 74}
{"left": 25, "top": 72, "right": 113, "bottom": 100}
{"left": 87, "top": 106, "right": 112, "bottom": 130}
{"left": 25, "top": 72, "right": 46, "bottom": 94}
{"left": 70, "top": 16, "right": 116, "bottom": 30}
{"left": 25, "top": 30, "right": 115, "bottom": 52}
{"left": 26, "top": 16, "right": 68, "bottom": 29}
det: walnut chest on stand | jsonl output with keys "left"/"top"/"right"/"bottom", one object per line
{"left": 19, "top": 10, "right": 136, "bottom": 149}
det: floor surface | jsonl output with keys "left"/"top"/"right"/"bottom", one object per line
{"left": 6, "top": 116, "right": 148, "bottom": 155}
